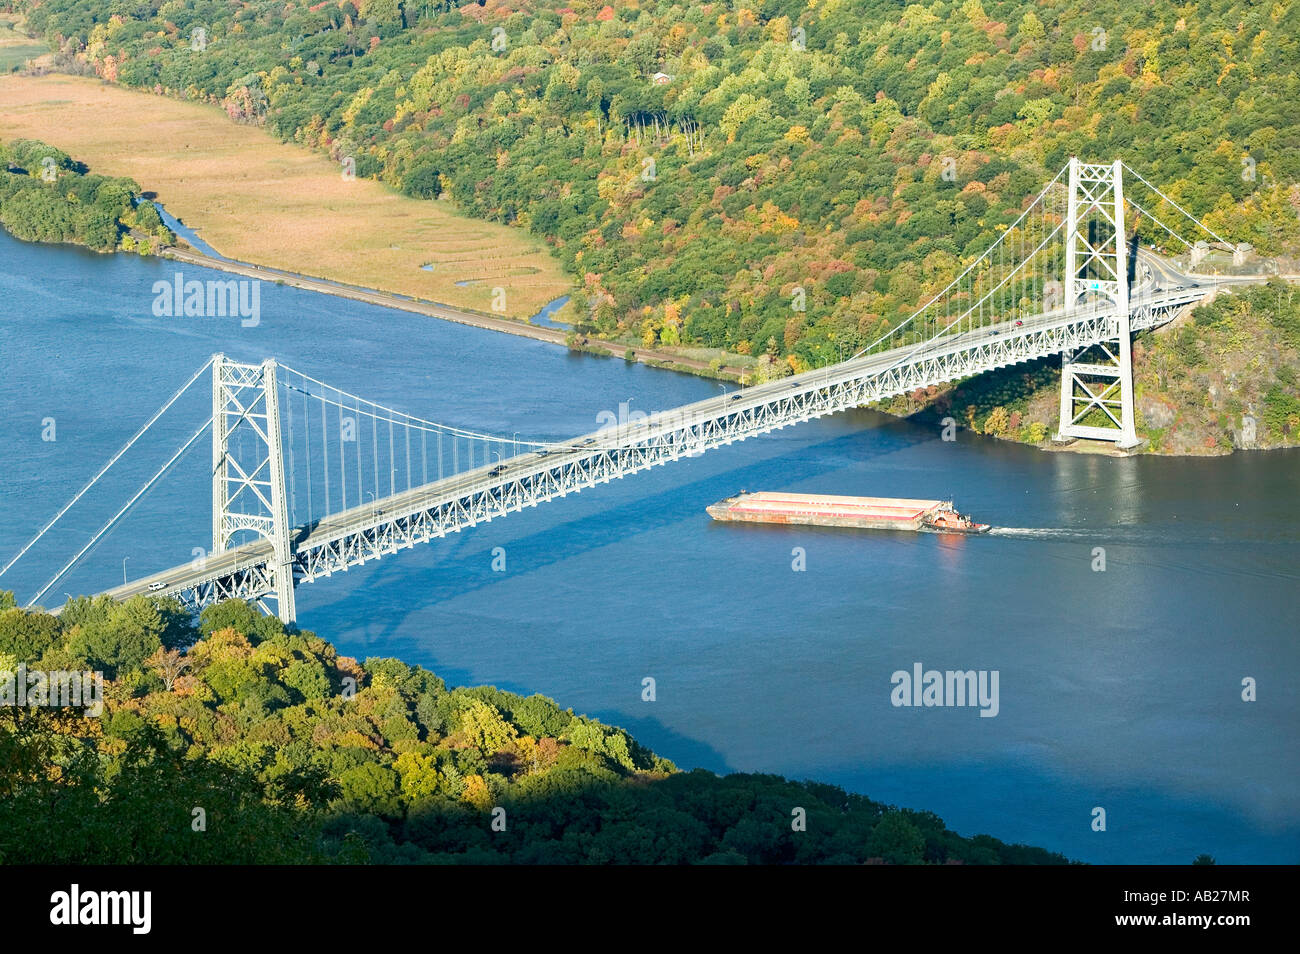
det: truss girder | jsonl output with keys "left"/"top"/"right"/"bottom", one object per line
{"left": 152, "top": 289, "right": 1200, "bottom": 612}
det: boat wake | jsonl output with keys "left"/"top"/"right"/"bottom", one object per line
{"left": 988, "top": 527, "right": 1108, "bottom": 540}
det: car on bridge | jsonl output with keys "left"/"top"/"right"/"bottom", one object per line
{"left": 148, "top": 581, "right": 167, "bottom": 591}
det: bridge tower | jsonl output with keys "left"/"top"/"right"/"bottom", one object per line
{"left": 1055, "top": 158, "right": 1140, "bottom": 448}
{"left": 211, "top": 355, "right": 296, "bottom": 623}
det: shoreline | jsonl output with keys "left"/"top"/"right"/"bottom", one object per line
{"left": 113, "top": 244, "right": 1300, "bottom": 457}
{"left": 8, "top": 229, "right": 1290, "bottom": 456}
{"left": 0, "top": 73, "right": 575, "bottom": 318}
{"left": 161, "top": 245, "right": 748, "bottom": 381}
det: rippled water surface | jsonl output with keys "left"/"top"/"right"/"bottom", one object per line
{"left": 2, "top": 231, "right": 1296, "bottom": 863}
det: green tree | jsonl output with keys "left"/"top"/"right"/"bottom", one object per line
{"left": 0, "top": 608, "right": 63, "bottom": 661}
{"left": 282, "top": 658, "right": 330, "bottom": 701}
{"left": 338, "top": 762, "right": 401, "bottom": 815}
{"left": 451, "top": 699, "right": 517, "bottom": 754}
{"left": 199, "top": 600, "right": 284, "bottom": 642}
{"left": 867, "top": 813, "right": 926, "bottom": 865}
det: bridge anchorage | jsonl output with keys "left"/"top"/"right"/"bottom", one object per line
{"left": 4, "top": 159, "right": 1267, "bottom": 624}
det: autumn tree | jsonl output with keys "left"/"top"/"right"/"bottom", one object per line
{"left": 145, "top": 647, "right": 190, "bottom": 691}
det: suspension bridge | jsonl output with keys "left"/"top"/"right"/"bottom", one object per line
{"left": 1, "top": 159, "right": 1274, "bottom": 622}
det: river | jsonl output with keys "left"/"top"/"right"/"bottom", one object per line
{"left": 1, "top": 230, "right": 1296, "bottom": 864}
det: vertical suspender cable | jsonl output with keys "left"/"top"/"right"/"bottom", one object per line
{"left": 304, "top": 387, "right": 313, "bottom": 522}
{"left": 371, "top": 404, "right": 379, "bottom": 503}
{"left": 285, "top": 379, "right": 297, "bottom": 527}
{"left": 338, "top": 390, "right": 347, "bottom": 512}
{"left": 404, "top": 415, "right": 412, "bottom": 493}
{"left": 320, "top": 392, "right": 331, "bottom": 516}
{"left": 388, "top": 409, "right": 396, "bottom": 496}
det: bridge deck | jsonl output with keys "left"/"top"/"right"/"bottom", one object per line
{"left": 82, "top": 269, "right": 1259, "bottom": 615}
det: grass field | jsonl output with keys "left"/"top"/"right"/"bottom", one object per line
{"left": 0, "top": 74, "right": 572, "bottom": 318}
{"left": 0, "top": 17, "right": 48, "bottom": 73}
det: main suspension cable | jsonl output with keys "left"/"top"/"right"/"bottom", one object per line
{"left": 0, "top": 356, "right": 214, "bottom": 581}
{"left": 27, "top": 417, "right": 213, "bottom": 609}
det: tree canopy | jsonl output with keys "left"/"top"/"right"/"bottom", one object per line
{"left": 0, "top": 136, "right": 172, "bottom": 251}
{"left": 14, "top": 0, "right": 1297, "bottom": 369}
{"left": 0, "top": 594, "right": 1070, "bottom": 864}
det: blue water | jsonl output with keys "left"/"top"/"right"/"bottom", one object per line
{"left": 1, "top": 230, "right": 1296, "bottom": 864}
{"left": 149, "top": 201, "right": 224, "bottom": 259}
{"left": 529, "top": 295, "right": 570, "bottom": 328}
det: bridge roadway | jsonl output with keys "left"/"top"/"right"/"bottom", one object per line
{"left": 78, "top": 264, "right": 1256, "bottom": 615}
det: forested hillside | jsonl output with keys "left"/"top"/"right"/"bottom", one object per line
{"left": 9, "top": 0, "right": 1299, "bottom": 449}
{"left": 914, "top": 278, "right": 1300, "bottom": 453}
{"left": 0, "top": 592, "right": 1070, "bottom": 864}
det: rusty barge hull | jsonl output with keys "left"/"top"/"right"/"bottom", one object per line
{"left": 706, "top": 492, "right": 945, "bottom": 531}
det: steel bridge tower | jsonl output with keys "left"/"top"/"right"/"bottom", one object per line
{"left": 211, "top": 355, "right": 296, "bottom": 623}
{"left": 1055, "top": 158, "right": 1140, "bottom": 448}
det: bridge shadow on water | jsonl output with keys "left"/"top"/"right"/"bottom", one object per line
{"left": 302, "top": 409, "right": 938, "bottom": 615}
{"left": 296, "top": 411, "right": 938, "bottom": 775}
{"left": 292, "top": 410, "right": 945, "bottom": 777}
{"left": 314, "top": 642, "right": 736, "bottom": 774}
{"left": 585, "top": 711, "right": 737, "bottom": 774}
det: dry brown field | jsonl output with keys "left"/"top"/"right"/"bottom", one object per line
{"left": 0, "top": 74, "right": 573, "bottom": 318}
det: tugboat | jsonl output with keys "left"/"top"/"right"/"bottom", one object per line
{"left": 922, "top": 501, "right": 991, "bottom": 534}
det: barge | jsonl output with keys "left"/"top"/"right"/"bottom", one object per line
{"left": 705, "top": 492, "right": 990, "bottom": 533}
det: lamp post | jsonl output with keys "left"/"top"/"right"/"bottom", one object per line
{"left": 122, "top": 556, "right": 129, "bottom": 586}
